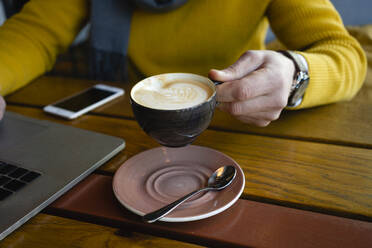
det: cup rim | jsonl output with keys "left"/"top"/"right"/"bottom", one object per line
{"left": 130, "top": 73, "right": 217, "bottom": 111}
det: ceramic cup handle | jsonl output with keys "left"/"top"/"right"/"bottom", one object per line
{"left": 212, "top": 80, "right": 223, "bottom": 86}
{"left": 212, "top": 80, "right": 223, "bottom": 106}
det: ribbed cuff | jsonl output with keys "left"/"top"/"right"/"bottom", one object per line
{"left": 293, "top": 51, "right": 338, "bottom": 109}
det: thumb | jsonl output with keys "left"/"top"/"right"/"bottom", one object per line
{"left": 209, "top": 50, "right": 264, "bottom": 82}
{"left": 208, "top": 69, "right": 233, "bottom": 82}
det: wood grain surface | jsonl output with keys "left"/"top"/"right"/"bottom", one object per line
{"left": 6, "top": 105, "right": 372, "bottom": 220}
{"left": 1, "top": 214, "right": 203, "bottom": 248}
{"left": 5, "top": 76, "right": 372, "bottom": 147}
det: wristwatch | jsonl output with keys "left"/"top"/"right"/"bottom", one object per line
{"left": 278, "top": 50, "right": 310, "bottom": 107}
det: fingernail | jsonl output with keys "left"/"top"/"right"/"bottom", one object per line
{"left": 215, "top": 69, "right": 227, "bottom": 75}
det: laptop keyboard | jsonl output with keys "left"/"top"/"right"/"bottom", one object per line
{"left": 0, "top": 161, "right": 41, "bottom": 201}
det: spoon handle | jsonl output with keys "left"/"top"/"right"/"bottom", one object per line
{"left": 143, "top": 187, "right": 210, "bottom": 223}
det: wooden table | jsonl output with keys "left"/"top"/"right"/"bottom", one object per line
{"left": 2, "top": 76, "right": 372, "bottom": 248}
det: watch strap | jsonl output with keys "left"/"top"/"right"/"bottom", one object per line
{"left": 279, "top": 50, "right": 307, "bottom": 73}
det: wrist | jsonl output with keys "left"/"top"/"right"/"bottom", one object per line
{"left": 277, "top": 52, "right": 297, "bottom": 94}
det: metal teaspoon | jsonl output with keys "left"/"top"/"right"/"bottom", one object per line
{"left": 143, "top": 165, "right": 237, "bottom": 223}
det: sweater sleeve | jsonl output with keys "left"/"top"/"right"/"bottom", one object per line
{"left": 0, "top": 0, "right": 88, "bottom": 96}
{"left": 266, "top": 0, "right": 367, "bottom": 108}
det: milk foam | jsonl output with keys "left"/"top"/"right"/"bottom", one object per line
{"left": 132, "top": 78, "right": 213, "bottom": 110}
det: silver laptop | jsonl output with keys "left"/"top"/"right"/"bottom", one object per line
{"left": 0, "top": 111, "right": 125, "bottom": 240}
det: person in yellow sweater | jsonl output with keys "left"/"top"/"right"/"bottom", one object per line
{"left": 0, "top": 0, "right": 367, "bottom": 126}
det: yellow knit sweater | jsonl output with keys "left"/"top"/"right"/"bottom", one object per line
{"left": 0, "top": 0, "right": 367, "bottom": 109}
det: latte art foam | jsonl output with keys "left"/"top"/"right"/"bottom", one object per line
{"left": 132, "top": 79, "right": 213, "bottom": 110}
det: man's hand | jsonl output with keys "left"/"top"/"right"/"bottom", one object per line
{"left": 0, "top": 95, "right": 6, "bottom": 121}
{"left": 209, "top": 50, "right": 296, "bottom": 127}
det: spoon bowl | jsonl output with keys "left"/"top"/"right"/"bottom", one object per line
{"left": 143, "top": 165, "right": 237, "bottom": 223}
{"left": 208, "top": 165, "right": 236, "bottom": 189}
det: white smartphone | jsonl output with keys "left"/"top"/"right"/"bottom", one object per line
{"left": 43, "top": 84, "right": 124, "bottom": 119}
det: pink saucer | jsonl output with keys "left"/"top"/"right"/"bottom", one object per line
{"left": 113, "top": 145, "right": 245, "bottom": 222}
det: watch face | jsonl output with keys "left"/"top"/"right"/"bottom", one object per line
{"left": 292, "top": 82, "right": 307, "bottom": 102}
{"left": 288, "top": 72, "right": 309, "bottom": 107}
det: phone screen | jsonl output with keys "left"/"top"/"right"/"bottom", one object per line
{"left": 54, "top": 88, "right": 116, "bottom": 112}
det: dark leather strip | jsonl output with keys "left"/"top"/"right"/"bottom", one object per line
{"left": 46, "top": 174, "right": 372, "bottom": 248}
